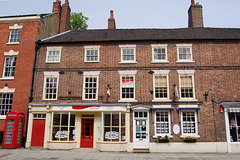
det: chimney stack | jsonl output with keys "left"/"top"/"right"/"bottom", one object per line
{"left": 108, "top": 10, "right": 116, "bottom": 29}
{"left": 52, "top": 0, "right": 62, "bottom": 34}
{"left": 60, "top": 0, "right": 71, "bottom": 33}
{"left": 188, "top": 1, "right": 204, "bottom": 28}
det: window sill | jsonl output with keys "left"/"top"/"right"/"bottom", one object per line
{"left": 42, "top": 99, "right": 58, "bottom": 101}
{"left": 151, "top": 61, "right": 169, "bottom": 64}
{"left": 176, "top": 61, "right": 195, "bottom": 63}
{"left": 118, "top": 99, "right": 137, "bottom": 102}
{"left": 180, "top": 135, "right": 200, "bottom": 138}
{"left": 6, "top": 42, "right": 19, "bottom": 45}
{"left": 96, "top": 141, "right": 127, "bottom": 144}
{"left": 0, "top": 116, "right": 6, "bottom": 119}
{"left": 178, "top": 99, "right": 198, "bottom": 102}
{"left": 84, "top": 61, "right": 99, "bottom": 63}
{"left": 119, "top": 62, "right": 137, "bottom": 64}
{"left": 0, "top": 77, "right": 14, "bottom": 80}
{"left": 47, "top": 140, "right": 77, "bottom": 143}
{"left": 153, "top": 135, "right": 173, "bottom": 139}
{"left": 46, "top": 62, "right": 61, "bottom": 63}
{"left": 152, "top": 99, "right": 171, "bottom": 102}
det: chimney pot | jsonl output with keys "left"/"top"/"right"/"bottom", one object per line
{"left": 108, "top": 10, "right": 116, "bottom": 29}
{"left": 196, "top": 2, "right": 199, "bottom": 5}
{"left": 65, "top": 0, "right": 69, "bottom": 4}
{"left": 110, "top": 10, "right": 114, "bottom": 18}
{"left": 191, "top": 0, "right": 195, "bottom": 5}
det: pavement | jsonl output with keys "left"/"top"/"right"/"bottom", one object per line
{"left": 0, "top": 148, "right": 240, "bottom": 160}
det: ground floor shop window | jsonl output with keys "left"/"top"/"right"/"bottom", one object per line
{"left": 103, "top": 112, "right": 126, "bottom": 142}
{"left": 155, "top": 111, "right": 170, "bottom": 136}
{"left": 51, "top": 112, "right": 75, "bottom": 141}
{"left": 181, "top": 111, "right": 198, "bottom": 136}
{"left": 229, "top": 112, "right": 240, "bottom": 142}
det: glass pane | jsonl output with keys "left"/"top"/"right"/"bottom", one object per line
{"left": 53, "top": 113, "right": 60, "bottom": 125}
{"left": 104, "top": 113, "right": 111, "bottom": 126}
{"left": 112, "top": 113, "right": 119, "bottom": 126}
{"left": 61, "top": 113, "right": 69, "bottom": 126}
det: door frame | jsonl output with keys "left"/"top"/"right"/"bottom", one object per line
{"left": 31, "top": 115, "right": 46, "bottom": 147}
{"left": 80, "top": 118, "right": 94, "bottom": 148}
{"left": 132, "top": 106, "right": 151, "bottom": 149}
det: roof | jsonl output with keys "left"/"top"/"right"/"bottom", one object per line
{"left": 0, "top": 13, "right": 49, "bottom": 19}
{"left": 40, "top": 27, "right": 240, "bottom": 44}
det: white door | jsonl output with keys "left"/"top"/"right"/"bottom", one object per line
{"left": 133, "top": 111, "right": 149, "bottom": 149}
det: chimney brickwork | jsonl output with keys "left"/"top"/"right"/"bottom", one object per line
{"left": 108, "top": 10, "right": 116, "bottom": 29}
{"left": 188, "top": 2, "right": 204, "bottom": 28}
{"left": 60, "top": 0, "right": 71, "bottom": 33}
{"left": 52, "top": 0, "right": 71, "bottom": 34}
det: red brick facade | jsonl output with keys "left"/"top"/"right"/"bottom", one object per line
{"left": 0, "top": 0, "right": 71, "bottom": 143}
{"left": 32, "top": 40, "right": 240, "bottom": 143}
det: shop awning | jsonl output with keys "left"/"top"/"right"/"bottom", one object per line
{"left": 152, "top": 105, "right": 174, "bottom": 110}
{"left": 177, "top": 105, "right": 200, "bottom": 110}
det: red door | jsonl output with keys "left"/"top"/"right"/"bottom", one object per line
{"left": 31, "top": 119, "right": 45, "bottom": 147}
{"left": 81, "top": 119, "right": 94, "bottom": 148}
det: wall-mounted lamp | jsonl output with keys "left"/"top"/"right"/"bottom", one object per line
{"left": 59, "top": 71, "right": 64, "bottom": 74}
{"left": 211, "top": 96, "right": 215, "bottom": 103}
{"left": 5, "top": 83, "right": 8, "bottom": 87}
{"left": 148, "top": 70, "right": 154, "bottom": 74}
{"left": 68, "top": 91, "right": 71, "bottom": 95}
{"left": 150, "top": 90, "right": 153, "bottom": 95}
{"left": 78, "top": 71, "right": 83, "bottom": 74}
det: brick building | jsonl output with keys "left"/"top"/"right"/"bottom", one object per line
{"left": 26, "top": 1, "right": 240, "bottom": 153}
{"left": 0, "top": 0, "right": 71, "bottom": 145}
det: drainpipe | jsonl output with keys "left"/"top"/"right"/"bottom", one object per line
{"left": 24, "top": 39, "right": 41, "bottom": 147}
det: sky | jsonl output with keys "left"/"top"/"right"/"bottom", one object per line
{"left": 0, "top": 0, "right": 239, "bottom": 29}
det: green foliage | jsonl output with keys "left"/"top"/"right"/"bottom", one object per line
{"left": 70, "top": 12, "right": 88, "bottom": 30}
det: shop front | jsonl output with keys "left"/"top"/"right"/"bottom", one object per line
{"left": 221, "top": 102, "right": 240, "bottom": 153}
{"left": 26, "top": 103, "right": 131, "bottom": 152}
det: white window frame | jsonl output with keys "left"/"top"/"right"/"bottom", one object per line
{"left": 7, "top": 24, "right": 23, "bottom": 45}
{"left": 118, "top": 70, "right": 137, "bottom": 102}
{"left": 46, "top": 46, "right": 62, "bottom": 63}
{"left": 176, "top": 44, "right": 194, "bottom": 63}
{"left": 102, "top": 112, "right": 126, "bottom": 142}
{"left": 0, "top": 50, "right": 19, "bottom": 80}
{"left": 152, "top": 70, "right": 170, "bottom": 101}
{"left": 178, "top": 70, "right": 197, "bottom": 101}
{"left": 151, "top": 44, "right": 169, "bottom": 63}
{"left": 43, "top": 72, "right": 59, "bottom": 100}
{"left": 84, "top": 46, "right": 100, "bottom": 62}
{"left": 82, "top": 71, "right": 100, "bottom": 100}
{"left": 0, "top": 86, "right": 15, "bottom": 119}
{"left": 154, "top": 110, "right": 171, "bottom": 137}
{"left": 180, "top": 110, "right": 199, "bottom": 137}
{"left": 119, "top": 45, "right": 137, "bottom": 63}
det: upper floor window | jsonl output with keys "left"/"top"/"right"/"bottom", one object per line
{"left": 1, "top": 50, "right": 19, "bottom": 80}
{"left": 176, "top": 44, "right": 194, "bottom": 62}
{"left": 151, "top": 44, "right": 168, "bottom": 63}
{"left": 43, "top": 72, "right": 59, "bottom": 100}
{"left": 83, "top": 71, "right": 100, "bottom": 100}
{"left": 178, "top": 70, "right": 196, "bottom": 101}
{"left": 118, "top": 70, "right": 137, "bottom": 102}
{"left": 3, "top": 56, "right": 17, "bottom": 78}
{"left": 46, "top": 47, "right": 62, "bottom": 63}
{"left": 0, "top": 86, "right": 15, "bottom": 118}
{"left": 8, "top": 24, "right": 23, "bottom": 44}
{"left": 84, "top": 46, "right": 100, "bottom": 62}
{"left": 152, "top": 70, "right": 170, "bottom": 101}
{"left": 119, "top": 45, "right": 136, "bottom": 63}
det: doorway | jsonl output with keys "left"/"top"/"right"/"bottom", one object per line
{"left": 133, "top": 111, "right": 149, "bottom": 149}
{"left": 81, "top": 119, "right": 94, "bottom": 148}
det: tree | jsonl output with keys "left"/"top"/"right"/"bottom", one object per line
{"left": 70, "top": 12, "right": 88, "bottom": 30}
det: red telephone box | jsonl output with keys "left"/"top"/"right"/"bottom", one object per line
{"left": 2, "top": 112, "right": 25, "bottom": 148}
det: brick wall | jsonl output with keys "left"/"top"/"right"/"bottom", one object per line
{"left": 32, "top": 40, "right": 240, "bottom": 142}
{"left": 0, "top": 21, "right": 39, "bottom": 133}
